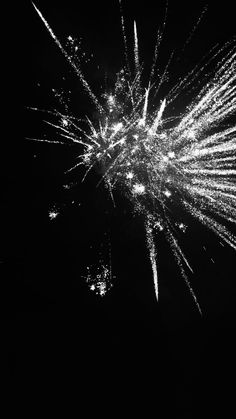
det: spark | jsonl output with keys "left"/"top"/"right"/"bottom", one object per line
{"left": 133, "top": 183, "right": 146, "bottom": 195}
{"left": 84, "top": 262, "right": 114, "bottom": 297}
{"left": 163, "top": 190, "right": 171, "bottom": 198}
{"left": 49, "top": 210, "right": 59, "bottom": 220}
{"left": 30, "top": 3, "right": 236, "bottom": 314}
{"left": 126, "top": 172, "right": 134, "bottom": 180}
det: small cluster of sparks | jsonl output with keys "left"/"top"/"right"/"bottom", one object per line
{"left": 49, "top": 205, "right": 60, "bottom": 220}
{"left": 31, "top": 2, "right": 236, "bottom": 313}
{"left": 83, "top": 263, "right": 114, "bottom": 297}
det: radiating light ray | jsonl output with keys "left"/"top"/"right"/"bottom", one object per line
{"left": 30, "top": 3, "right": 236, "bottom": 313}
{"left": 133, "top": 21, "right": 140, "bottom": 75}
{"left": 165, "top": 224, "right": 202, "bottom": 315}
{"left": 32, "top": 2, "right": 104, "bottom": 114}
{"left": 180, "top": 6, "right": 208, "bottom": 53}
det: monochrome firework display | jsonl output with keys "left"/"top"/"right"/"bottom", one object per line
{"left": 29, "top": 2, "right": 235, "bottom": 313}
{"left": 9, "top": 1, "right": 236, "bottom": 414}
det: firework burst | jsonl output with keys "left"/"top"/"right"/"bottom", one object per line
{"left": 30, "top": 2, "right": 236, "bottom": 314}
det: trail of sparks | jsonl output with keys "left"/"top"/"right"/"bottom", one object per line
{"left": 31, "top": 3, "right": 236, "bottom": 313}
{"left": 32, "top": 2, "right": 104, "bottom": 114}
{"left": 145, "top": 216, "right": 159, "bottom": 300}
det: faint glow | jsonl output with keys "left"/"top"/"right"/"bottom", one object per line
{"left": 159, "top": 133, "right": 167, "bottom": 139}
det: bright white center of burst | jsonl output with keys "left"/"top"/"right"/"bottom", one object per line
{"left": 112, "top": 122, "right": 123, "bottom": 133}
{"left": 164, "top": 190, "right": 171, "bottom": 197}
{"left": 126, "top": 172, "right": 134, "bottom": 179}
{"left": 187, "top": 129, "right": 196, "bottom": 139}
{"left": 62, "top": 118, "right": 68, "bottom": 127}
{"left": 108, "top": 95, "right": 115, "bottom": 105}
{"left": 133, "top": 183, "right": 146, "bottom": 195}
{"left": 49, "top": 211, "right": 59, "bottom": 220}
{"left": 162, "top": 151, "right": 175, "bottom": 163}
{"left": 138, "top": 118, "right": 145, "bottom": 127}
{"left": 178, "top": 223, "right": 187, "bottom": 231}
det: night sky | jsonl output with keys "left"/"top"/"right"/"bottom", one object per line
{"left": 6, "top": 0, "right": 236, "bottom": 415}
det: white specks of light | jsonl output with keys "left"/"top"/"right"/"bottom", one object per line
{"left": 84, "top": 263, "right": 113, "bottom": 297}
{"left": 164, "top": 190, "right": 171, "bottom": 197}
{"left": 154, "top": 221, "right": 164, "bottom": 232}
{"left": 49, "top": 209, "right": 59, "bottom": 220}
{"left": 61, "top": 118, "right": 69, "bottom": 127}
{"left": 126, "top": 171, "right": 134, "bottom": 179}
{"left": 159, "top": 133, "right": 167, "bottom": 139}
{"left": 138, "top": 118, "right": 145, "bottom": 127}
{"left": 108, "top": 95, "right": 115, "bottom": 105}
{"left": 133, "top": 183, "right": 146, "bottom": 195}
{"left": 131, "top": 145, "right": 139, "bottom": 154}
{"left": 187, "top": 128, "right": 196, "bottom": 140}
{"left": 112, "top": 122, "right": 123, "bottom": 133}
{"left": 63, "top": 184, "right": 71, "bottom": 189}
{"left": 178, "top": 223, "right": 187, "bottom": 232}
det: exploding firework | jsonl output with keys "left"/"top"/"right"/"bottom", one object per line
{"left": 29, "top": 2, "right": 236, "bottom": 314}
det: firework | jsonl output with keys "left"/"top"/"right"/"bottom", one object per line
{"left": 30, "top": 2, "right": 236, "bottom": 314}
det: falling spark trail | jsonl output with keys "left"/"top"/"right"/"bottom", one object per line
{"left": 180, "top": 6, "right": 208, "bottom": 54}
{"left": 134, "top": 21, "right": 140, "bottom": 75}
{"left": 151, "top": 98, "right": 166, "bottom": 133}
{"left": 119, "top": 0, "right": 131, "bottom": 75}
{"left": 146, "top": 218, "right": 159, "bottom": 301}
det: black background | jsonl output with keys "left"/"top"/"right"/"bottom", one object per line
{"left": 5, "top": 0, "right": 236, "bottom": 416}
